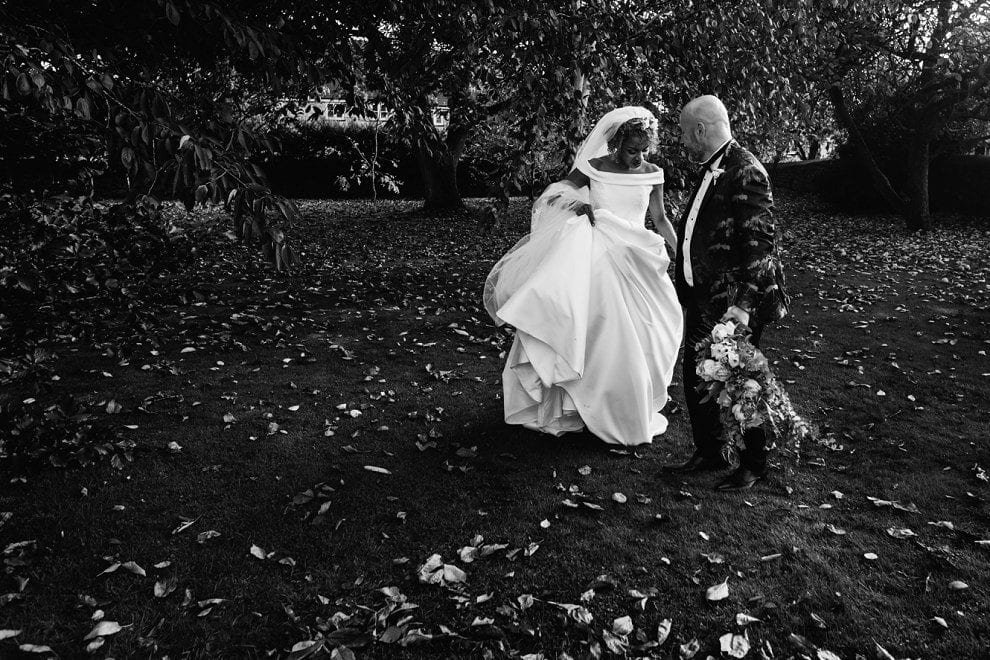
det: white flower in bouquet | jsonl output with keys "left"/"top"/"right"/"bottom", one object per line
{"left": 700, "top": 358, "right": 731, "bottom": 382}
{"left": 742, "top": 378, "right": 762, "bottom": 395}
{"left": 711, "top": 321, "right": 736, "bottom": 341}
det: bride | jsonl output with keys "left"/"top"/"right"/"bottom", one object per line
{"left": 484, "top": 106, "right": 683, "bottom": 447}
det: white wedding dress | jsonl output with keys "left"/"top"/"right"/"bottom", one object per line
{"left": 485, "top": 164, "right": 683, "bottom": 446}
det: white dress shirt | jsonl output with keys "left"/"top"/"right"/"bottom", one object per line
{"left": 682, "top": 140, "right": 731, "bottom": 287}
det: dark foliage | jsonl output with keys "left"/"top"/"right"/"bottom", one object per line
{"left": 0, "top": 190, "right": 198, "bottom": 468}
{"left": 0, "top": 192, "right": 195, "bottom": 355}
{"left": 771, "top": 156, "right": 990, "bottom": 218}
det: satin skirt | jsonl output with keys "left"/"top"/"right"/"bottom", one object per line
{"left": 492, "top": 208, "right": 683, "bottom": 446}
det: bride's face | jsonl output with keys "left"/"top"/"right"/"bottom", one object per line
{"left": 615, "top": 135, "right": 650, "bottom": 169}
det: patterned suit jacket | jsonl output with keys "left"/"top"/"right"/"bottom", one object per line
{"left": 674, "top": 141, "right": 789, "bottom": 327}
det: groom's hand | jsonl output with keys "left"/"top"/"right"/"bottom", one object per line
{"left": 721, "top": 305, "right": 751, "bottom": 327}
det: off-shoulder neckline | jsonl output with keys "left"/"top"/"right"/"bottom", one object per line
{"left": 577, "top": 161, "right": 664, "bottom": 185}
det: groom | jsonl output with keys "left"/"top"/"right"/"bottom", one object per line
{"left": 668, "top": 95, "right": 789, "bottom": 491}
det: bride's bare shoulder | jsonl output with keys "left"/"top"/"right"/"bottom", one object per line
{"left": 642, "top": 162, "right": 662, "bottom": 173}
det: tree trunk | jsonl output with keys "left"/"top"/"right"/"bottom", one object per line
{"left": 416, "top": 144, "right": 463, "bottom": 212}
{"left": 828, "top": 85, "right": 907, "bottom": 214}
{"left": 904, "top": 137, "right": 933, "bottom": 231}
{"left": 808, "top": 136, "right": 822, "bottom": 160}
{"left": 566, "top": 0, "right": 589, "bottom": 167}
{"left": 370, "top": 119, "right": 379, "bottom": 202}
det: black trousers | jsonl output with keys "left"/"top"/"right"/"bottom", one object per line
{"left": 682, "top": 298, "right": 768, "bottom": 472}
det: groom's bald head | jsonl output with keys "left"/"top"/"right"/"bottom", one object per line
{"left": 682, "top": 95, "right": 730, "bottom": 129}
{"left": 679, "top": 95, "right": 733, "bottom": 162}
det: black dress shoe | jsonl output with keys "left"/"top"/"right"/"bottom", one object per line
{"left": 666, "top": 451, "right": 729, "bottom": 473}
{"left": 714, "top": 467, "right": 766, "bottom": 491}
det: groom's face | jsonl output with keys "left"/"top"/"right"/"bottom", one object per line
{"left": 678, "top": 114, "right": 706, "bottom": 162}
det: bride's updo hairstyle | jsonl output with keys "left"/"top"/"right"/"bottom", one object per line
{"left": 606, "top": 116, "right": 659, "bottom": 153}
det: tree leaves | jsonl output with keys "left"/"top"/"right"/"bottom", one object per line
{"left": 165, "top": 1, "right": 181, "bottom": 26}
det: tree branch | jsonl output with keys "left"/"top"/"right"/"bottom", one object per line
{"left": 828, "top": 84, "right": 908, "bottom": 213}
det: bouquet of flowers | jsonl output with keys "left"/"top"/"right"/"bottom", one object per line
{"left": 695, "top": 320, "right": 811, "bottom": 465}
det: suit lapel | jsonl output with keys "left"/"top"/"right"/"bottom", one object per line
{"left": 693, "top": 140, "right": 736, "bottom": 226}
{"left": 693, "top": 173, "right": 720, "bottom": 225}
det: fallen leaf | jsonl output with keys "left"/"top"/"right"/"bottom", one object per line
{"left": 154, "top": 576, "right": 178, "bottom": 598}
{"left": 706, "top": 577, "right": 730, "bottom": 601}
{"left": 874, "top": 641, "right": 896, "bottom": 660}
{"left": 288, "top": 640, "right": 325, "bottom": 659}
{"left": 197, "top": 530, "right": 221, "bottom": 544}
{"left": 84, "top": 620, "right": 124, "bottom": 640}
{"left": 656, "top": 618, "right": 672, "bottom": 645}
{"left": 719, "top": 632, "right": 750, "bottom": 658}
{"left": 602, "top": 629, "right": 628, "bottom": 654}
{"left": 363, "top": 465, "right": 391, "bottom": 474}
{"left": 736, "top": 613, "right": 761, "bottom": 626}
{"left": 19, "top": 644, "right": 55, "bottom": 654}
{"left": 612, "top": 615, "right": 633, "bottom": 636}
{"left": 548, "top": 602, "right": 593, "bottom": 625}
{"left": 250, "top": 544, "right": 267, "bottom": 560}
{"left": 121, "top": 561, "right": 145, "bottom": 576}
{"left": 886, "top": 527, "right": 917, "bottom": 539}
{"left": 679, "top": 638, "right": 700, "bottom": 659}
{"left": 701, "top": 552, "right": 725, "bottom": 564}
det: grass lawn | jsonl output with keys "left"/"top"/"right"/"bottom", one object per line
{"left": 2, "top": 192, "right": 989, "bottom": 659}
